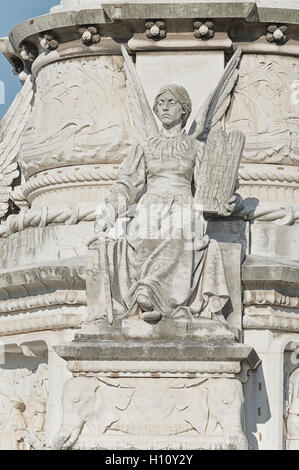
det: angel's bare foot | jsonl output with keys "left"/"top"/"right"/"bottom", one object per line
{"left": 137, "top": 289, "right": 154, "bottom": 312}
{"left": 141, "top": 310, "right": 162, "bottom": 325}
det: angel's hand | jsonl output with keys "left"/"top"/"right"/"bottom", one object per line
{"left": 94, "top": 202, "right": 116, "bottom": 235}
{"left": 94, "top": 219, "right": 112, "bottom": 235}
{"left": 218, "top": 194, "right": 238, "bottom": 217}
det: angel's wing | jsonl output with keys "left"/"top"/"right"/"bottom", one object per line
{"left": 0, "top": 77, "right": 33, "bottom": 218}
{"left": 189, "top": 48, "right": 242, "bottom": 142}
{"left": 121, "top": 45, "right": 159, "bottom": 140}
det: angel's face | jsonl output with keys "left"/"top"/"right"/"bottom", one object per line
{"left": 155, "top": 91, "right": 184, "bottom": 128}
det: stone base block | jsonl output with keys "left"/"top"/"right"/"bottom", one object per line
{"left": 51, "top": 358, "right": 249, "bottom": 450}
{"left": 52, "top": 320, "right": 260, "bottom": 450}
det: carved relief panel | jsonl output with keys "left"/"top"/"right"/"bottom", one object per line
{"left": 0, "top": 362, "right": 48, "bottom": 450}
{"left": 20, "top": 56, "right": 138, "bottom": 179}
{"left": 53, "top": 375, "right": 247, "bottom": 450}
{"left": 227, "top": 54, "right": 299, "bottom": 204}
{"left": 227, "top": 54, "right": 299, "bottom": 165}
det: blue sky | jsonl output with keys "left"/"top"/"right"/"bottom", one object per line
{"left": 0, "top": 0, "right": 59, "bottom": 120}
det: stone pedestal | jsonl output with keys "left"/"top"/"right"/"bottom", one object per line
{"left": 53, "top": 318, "right": 259, "bottom": 450}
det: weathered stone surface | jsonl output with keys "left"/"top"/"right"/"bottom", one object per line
{"left": 2, "top": 0, "right": 299, "bottom": 452}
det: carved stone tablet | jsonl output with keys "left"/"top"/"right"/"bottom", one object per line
{"left": 195, "top": 129, "right": 245, "bottom": 214}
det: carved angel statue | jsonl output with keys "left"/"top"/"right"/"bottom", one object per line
{"left": 92, "top": 47, "right": 245, "bottom": 325}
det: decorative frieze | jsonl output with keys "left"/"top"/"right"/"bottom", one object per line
{"left": 242, "top": 258, "right": 299, "bottom": 332}
{"left": 0, "top": 363, "right": 48, "bottom": 449}
{"left": 243, "top": 310, "right": 299, "bottom": 333}
{"left": 52, "top": 374, "right": 248, "bottom": 450}
{"left": 244, "top": 290, "right": 299, "bottom": 310}
{"left": 0, "top": 264, "right": 86, "bottom": 334}
{"left": 0, "top": 307, "right": 84, "bottom": 336}
{"left": 19, "top": 56, "right": 135, "bottom": 178}
{"left": 0, "top": 289, "right": 86, "bottom": 314}
{"left": 227, "top": 54, "right": 299, "bottom": 164}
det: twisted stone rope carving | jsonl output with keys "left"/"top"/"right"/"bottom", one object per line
{"left": 1, "top": 202, "right": 299, "bottom": 237}
{"left": 238, "top": 166, "right": 299, "bottom": 184}
{"left": 22, "top": 165, "right": 119, "bottom": 200}
{"left": 0, "top": 205, "right": 97, "bottom": 238}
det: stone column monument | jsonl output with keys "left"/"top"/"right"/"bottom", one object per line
{"left": 0, "top": 0, "right": 298, "bottom": 450}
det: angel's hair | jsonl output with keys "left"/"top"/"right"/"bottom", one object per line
{"left": 153, "top": 84, "right": 192, "bottom": 128}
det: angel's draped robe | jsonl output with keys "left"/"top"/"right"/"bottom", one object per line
{"left": 98, "top": 129, "right": 229, "bottom": 319}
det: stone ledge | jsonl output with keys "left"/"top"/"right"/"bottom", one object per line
{"left": 9, "top": 10, "right": 108, "bottom": 50}
{"left": 0, "top": 306, "right": 85, "bottom": 336}
{"left": 0, "top": 257, "right": 87, "bottom": 335}
{"left": 0, "top": 256, "right": 86, "bottom": 288}
{"left": 6, "top": 2, "right": 256, "bottom": 51}
{"left": 102, "top": 2, "right": 258, "bottom": 21}
{"left": 242, "top": 255, "right": 299, "bottom": 284}
{"left": 55, "top": 337, "right": 259, "bottom": 368}
{"left": 258, "top": 7, "right": 299, "bottom": 25}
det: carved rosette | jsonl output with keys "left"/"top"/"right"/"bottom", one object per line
{"left": 145, "top": 20, "right": 167, "bottom": 40}
{"left": 79, "top": 26, "right": 101, "bottom": 46}
{"left": 0, "top": 363, "right": 48, "bottom": 450}
{"left": 193, "top": 20, "right": 215, "bottom": 40}
{"left": 39, "top": 31, "right": 59, "bottom": 51}
{"left": 20, "top": 42, "right": 38, "bottom": 63}
{"left": 266, "top": 25, "right": 288, "bottom": 45}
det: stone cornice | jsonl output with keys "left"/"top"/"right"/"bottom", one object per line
{"left": 258, "top": 7, "right": 299, "bottom": 25}
{"left": 9, "top": 10, "right": 108, "bottom": 51}
{"left": 0, "top": 258, "right": 86, "bottom": 289}
{"left": 0, "top": 305, "right": 84, "bottom": 336}
{"left": 55, "top": 337, "right": 260, "bottom": 367}
{"left": 242, "top": 256, "right": 299, "bottom": 285}
{"left": 242, "top": 256, "right": 299, "bottom": 332}
{"left": 102, "top": 1, "right": 258, "bottom": 22}
{"left": 10, "top": 2, "right": 299, "bottom": 55}
{"left": 0, "top": 260, "right": 87, "bottom": 335}
{"left": 5, "top": 2, "right": 299, "bottom": 73}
